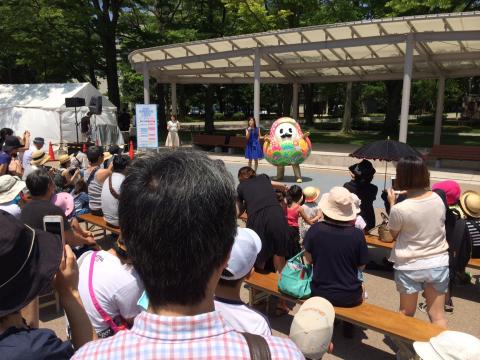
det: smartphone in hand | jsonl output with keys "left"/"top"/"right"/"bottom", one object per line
{"left": 43, "top": 215, "right": 66, "bottom": 254}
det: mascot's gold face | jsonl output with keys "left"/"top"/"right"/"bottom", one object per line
{"left": 274, "top": 121, "right": 299, "bottom": 143}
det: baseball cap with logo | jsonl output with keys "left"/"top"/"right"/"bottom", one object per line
{"left": 289, "top": 297, "right": 335, "bottom": 360}
{"left": 221, "top": 227, "right": 262, "bottom": 281}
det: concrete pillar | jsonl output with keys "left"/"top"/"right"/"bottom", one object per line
{"left": 171, "top": 82, "right": 177, "bottom": 115}
{"left": 254, "top": 48, "right": 261, "bottom": 124}
{"left": 291, "top": 83, "right": 299, "bottom": 119}
{"left": 433, "top": 77, "right": 446, "bottom": 146}
{"left": 143, "top": 61, "right": 150, "bottom": 104}
{"left": 399, "top": 34, "right": 414, "bottom": 143}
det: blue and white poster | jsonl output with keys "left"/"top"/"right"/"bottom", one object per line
{"left": 136, "top": 104, "right": 158, "bottom": 149}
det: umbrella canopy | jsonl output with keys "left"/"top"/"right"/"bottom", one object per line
{"left": 349, "top": 138, "right": 422, "bottom": 162}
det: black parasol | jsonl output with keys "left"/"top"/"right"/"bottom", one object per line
{"left": 349, "top": 138, "right": 423, "bottom": 188}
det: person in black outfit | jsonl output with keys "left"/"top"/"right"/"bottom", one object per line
{"left": 344, "top": 159, "right": 378, "bottom": 231}
{"left": 118, "top": 107, "right": 131, "bottom": 132}
{"left": 236, "top": 166, "right": 290, "bottom": 274}
{"left": 80, "top": 112, "right": 92, "bottom": 142}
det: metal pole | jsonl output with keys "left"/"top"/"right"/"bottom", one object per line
{"left": 171, "top": 82, "right": 177, "bottom": 115}
{"left": 143, "top": 61, "right": 150, "bottom": 105}
{"left": 399, "top": 34, "right": 414, "bottom": 143}
{"left": 254, "top": 48, "right": 261, "bottom": 124}
{"left": 433, "top": 77, "right": 446, "bottom": 146}
{"left": 291, "top": 82, "right": 299, "bottom": 119}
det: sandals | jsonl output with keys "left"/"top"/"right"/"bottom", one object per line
{"left": 418, "top": 302, "right": 454, "bottom": 314}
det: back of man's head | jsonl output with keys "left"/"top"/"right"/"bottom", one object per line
{"left": 112, "top": 155, "right": 130, "bottom": 173}
{"left": 26, "top": 169, "right": 52, "bottom": 197}
{"left": 119, "top": 151, "right": 237, "bottom": 307}
{"left": 87, "top": 146, "right": 103, "bottom": 164}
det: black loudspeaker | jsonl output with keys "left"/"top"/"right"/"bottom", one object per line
{"left": 65, "top": 97, "right": 85, "bottom": 107}
{"left": 89, "top": 96, "right": 102, "bottom": 115}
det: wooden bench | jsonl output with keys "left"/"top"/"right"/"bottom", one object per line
{"left": 428, "top": 145, "right": 480, "bottom": 167}
{"left": 245, "top": 271, "right": 444, "bottom": 357}
{"left": 78, "top": 213, "right": 120, "bottom": 237}
{"left": 365, "top": 234, "right": 480, "bottom": 270}
{"left": 192, "top": 134, "right": 226, "bottom": 148}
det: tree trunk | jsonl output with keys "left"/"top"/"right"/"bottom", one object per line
{"left": 156, "top": 83, "right": 167, "bottom": 141}
{"left": 204, "top": 85, "right": 215, "bottom": 134}
{"left": 178, "top": 84, "right": 186, "bottom": 121}
{"left": 341, "top": 82, "right": 353, "bottom": 133}
{"left": 282, "top": 84, "right": 292, "bottom": 117}
{"left": 303, "top": 84, "right": 314, "bottom": 126}
{"left": 383, "top": 80, "right": 402, "bottom": 135}
{"left": 102, "top": 32, "right": 120, "bottom": 108}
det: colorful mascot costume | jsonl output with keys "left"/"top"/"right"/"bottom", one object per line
{"left": 263, "top": 117, "right": 312, "bottom": 183}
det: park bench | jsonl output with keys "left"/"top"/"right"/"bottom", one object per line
{"left": 245, "top": 270, "right": 444, "bottom": 358}
{"left": 192, "top": 134, "right": 226, "bottom": 149}
{"left": 365, "top": 234, "right": 480, "bottom": 270}
{"left": 428, "top": 145, "right": 480, "bottom": 167}
{"left": 79, "top": 213, "right": 120, "bottom": 238}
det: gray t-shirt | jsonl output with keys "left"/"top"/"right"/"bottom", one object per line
{"left": 101, "top": 173, "right": 125, "bottom": 226}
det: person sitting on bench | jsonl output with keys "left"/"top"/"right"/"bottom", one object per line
{"left": 215, "top": 227, "right": 271, "bottom": 336}
{"left": 84, "top": 147, "right": 112, "bottom": 217}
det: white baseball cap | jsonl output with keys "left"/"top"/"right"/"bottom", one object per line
{"left": 289, "top": 297, "right": 335, "bottom": 360}
{"left": 221, "top": 227, "right": 262, "bottom": 281}
{"left": 414, "top": 331, "right": 480, "bottom": 360}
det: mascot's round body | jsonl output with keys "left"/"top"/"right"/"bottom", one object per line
{"left": 263, "top": 117, "right": 312, "bottom": 182}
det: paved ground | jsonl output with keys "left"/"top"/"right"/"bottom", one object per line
{"left": 39, "top": 156, "right": 480, "bottom": 359}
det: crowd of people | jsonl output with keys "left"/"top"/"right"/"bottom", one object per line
{"left": 0, "top": 126, "right": 479, "bottom": 359}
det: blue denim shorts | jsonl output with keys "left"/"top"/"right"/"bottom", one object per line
{"left": 394, "top": 266, "right": 449, "bottom": 294}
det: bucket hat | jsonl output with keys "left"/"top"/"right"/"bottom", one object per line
{"left": 348, "top": 159, "right": 376, "bottom": 180}
{"left": 414, "top": 331, "right": 480, "bottom": 360}
{"left": 0, "top": 211, "right": 62, "bottom": 317}
{"left": 319, "top": 186, "right": 357, "bottom": 222}
{"left": 51, "top": 192, "right": 74, "bottom": 217}
{"left": 432, "top": 180, "right": 461, "bottom": 206}
{"left": 460, "top": 191, "right": 480, "bottom": 219}
{"left": 0, "top": 175, "right": 26, "bottom": 203}
{"left": 289, "top": 297, "right": 335, "bottom": 360}
{"left": 30, "top": 150, "right": 50, "bottom": 166}
{"left": 2, "top": 136, "right": 23, "bottom": 153}
{"left": 303, "top": 186, "right": 320, "bottom": 203}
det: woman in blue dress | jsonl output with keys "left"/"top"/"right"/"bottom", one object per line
{"left": 245, "top": 117, "right": 263, "bottom": 172}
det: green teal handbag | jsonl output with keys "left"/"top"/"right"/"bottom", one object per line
{"left": 278, "top": 250, "right": 313, "bottom": 299}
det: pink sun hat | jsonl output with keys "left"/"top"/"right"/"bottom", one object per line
{"left": 432, "top": 180, "right": 461, "bottom": 206}
{"left": 51, "top": 192, "right": 75, "bottom": 217}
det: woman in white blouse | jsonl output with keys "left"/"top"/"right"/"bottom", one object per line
{"left": 387, "top": 156, "right": 449, "bottom": 329}
{"left": 165, "top": 114, "right": 180, "bottom": 148}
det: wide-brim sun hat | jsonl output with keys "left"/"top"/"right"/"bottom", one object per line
{"left": 51, "top": 192, "right": 75, "bottom": 217}
{"left": 2, "top": 136, "right": 23, "bottom": 153}
{"left": 0, "top": 175, "right": 26, "bottom": 203}
{"left": 413, "top": 330, "right": 480, "bottom": 360}
{"left": 103, "top": 152, "right": 113, "bottom": 162}
{"left": 58, "top": 153, "right": 73, "bottom": 165}
{"left": 319, "top": 186, "right": 357, "bottom": 222}
{"left": 0, "top": 211, "right": 63, "bottom": 318}
{"left": 289, "top": 297, "right": 335, "bottom": 360}
{"left": 303, "top": 186, "right": 320, "bottom": 203}
{"left": 30, "top": 150, "right": 50, "bottom": 166}
{"left": 351, "top": 193, "right": 362, "bottom": 214}
{"left": 460, "top": 190, "right": 480, "bottom": 219}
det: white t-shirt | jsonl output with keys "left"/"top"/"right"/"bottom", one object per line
{"left": 0, "top": 201, "right": 21, "bottom": 218}
{"left": 214, "top": 297, "right": 271, "bottom": 336}
{"left": 388, "top": 192, "right": 449, "bottom": 269}
{"left": 78, "top": 250, "right": 144, "bottom": 332}
{"left": 101, "top": 173, "right": 125, "bottom": 227}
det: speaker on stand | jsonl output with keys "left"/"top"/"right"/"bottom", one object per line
{"left": 88, "top": 96, "right": 103, "bottom": 145}
{"left": 65, "top": 97, "right": 86, "bottom": 144}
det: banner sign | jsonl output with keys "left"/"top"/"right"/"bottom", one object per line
{"left": 136, "top": 104, "right": 158, "bottom": 148}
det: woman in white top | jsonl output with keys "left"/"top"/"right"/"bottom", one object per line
{"left": 387, "top": 156, "right": 449, "bottom": 329}
{"left": 165, "top": 114, "right": 180, "bottom": 148}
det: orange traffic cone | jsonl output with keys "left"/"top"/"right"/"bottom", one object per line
{"left": 82, "top": 143, "right": 87, "bottom": 153}
{"left": 48, "top": 142, "right": 55, "bottom": 160}
{"left": 129, "top": 140, "right": 134, "bottom": 160}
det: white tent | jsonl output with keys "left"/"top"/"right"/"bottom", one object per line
{"left": 0, "top": 83, "right": 123, "bottom": 146}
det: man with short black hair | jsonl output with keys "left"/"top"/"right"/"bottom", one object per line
{"left": 73, "top": 151, "right": 303, "bottom": 359}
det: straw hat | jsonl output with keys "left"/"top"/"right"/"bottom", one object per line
{"left": 460, "top": 191, "right": 480, "bottom": 219}
{"left": 30, "top": 150, "right": 50, "bottom": 166}
{"left": 0, "top": 175, "right": 26, "bottom": 203}
{"left": 103, "top": 152, "right": 113, "bottom": 162}
{"left": 57, "top": 154, "right": 73, "bottom": 165}
{"left": 319, "top": 186, "right": 357, "bottom": 222}
{"left": 303, "top": 186, "right": 320, "bottom": 203}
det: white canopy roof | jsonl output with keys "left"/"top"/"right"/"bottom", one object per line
{"left": 0, "top": 83, "right": 116, "bottom": 110}
{"left": 129, "top": 12, "right": 480, "bottom": 84}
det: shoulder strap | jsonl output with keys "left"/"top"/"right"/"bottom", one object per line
{"left": 88, "top": 251, "right": 126, "bottom": 333}
{"left": 241, "top": 332, "right": 272, "bottom": 360}
{"left": 86, "top": 167, "right": 99, "bottom": 187}
{"left": 108, "top": 175, "right": 120, "bottom": 200}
